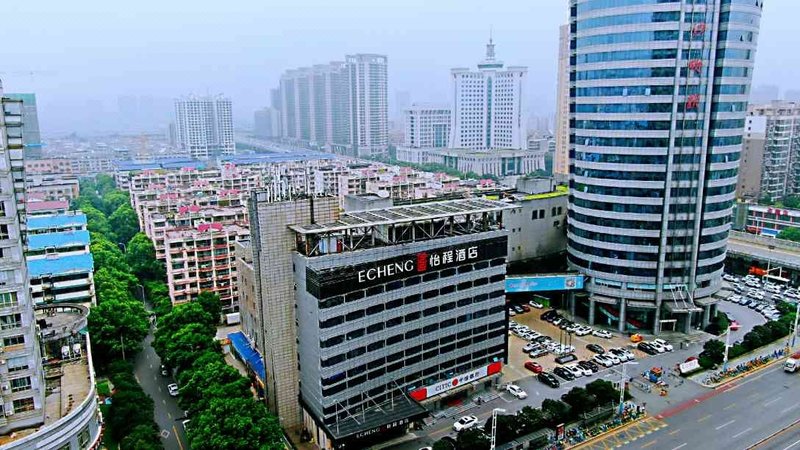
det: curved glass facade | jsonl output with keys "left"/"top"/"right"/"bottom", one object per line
{"left": 567, "top": 0, "right": 763, "bottom": 332}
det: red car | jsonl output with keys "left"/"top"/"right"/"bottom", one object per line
{"left": 524, "top": 361, "right": 543, "bottom": 373}
{"left": 520, "top": 304, "right": 531, "bottom": 313}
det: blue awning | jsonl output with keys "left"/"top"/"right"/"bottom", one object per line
{"left": 228, "top": 331, "right": 265, "bottom": 383}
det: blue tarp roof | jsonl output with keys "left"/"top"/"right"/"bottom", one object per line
{"left": 228, "top": 331, "right": 265, "bottom": 382}
{"left": 27, "top": 253, "right": 94, "bottom": 277}
{"left": 27, "top": 214, "right": 87, "bottom": 231}
{"left": 27, "top": 230, "right": 90, "bottom": 251}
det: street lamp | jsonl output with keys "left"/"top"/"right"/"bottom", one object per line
{"left": 792, "top": 302, "right": 800, "bottom": 348}
{"left": 616, "top": 361, "right": 639, "bottom": 414}
{"left": 723, "top": 324, "right": 733, "bottom": 372}
{"left": 490, "top": 408, "right": 506, "bottom": 450}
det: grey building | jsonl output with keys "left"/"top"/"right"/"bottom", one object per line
{"left": 290, "top": 199, "right": 509, "bottom": 449}
{"left": 247, "top": 195, "right": 339, "bottom": 428}
{"left": 504, "top": 177, "right": 568, "bottom": 265}
{"left": 3, "top": 94, "right": 41, "bottom": 160}
{"left": 744, "top": 102, "right": 800, "bottom": 202}
{"left": 567, "top": 0, "right": 763, "bottom": 333}
{"left": 174, "top": 94, "right": 235, "bottom": 159}
{"left": 738, "top": 115, "right": 766, "bottom": 199}
{"left": 254, "top": 107, "right": 281, "bottom": 139}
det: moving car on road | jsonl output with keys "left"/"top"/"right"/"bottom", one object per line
{"left": 168, "top": 383, "right": 179, "bottom": 397}
{"left": 506, "top": 384, "right": 528, "bottom": 399}
{"left": 453, "top": 415, "right": 479, "bottom": 432}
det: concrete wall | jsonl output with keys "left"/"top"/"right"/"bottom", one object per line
{"left": 506, "top": 195, "right": 568, "bottom": 264}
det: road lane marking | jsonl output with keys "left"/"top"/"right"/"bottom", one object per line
{"left": 764, "top": 398, "right": 782, "bottom": 407}
{"left": 149, "top": 364, "right": 153, "bottom": 369}
{"left": 784, "top": 438, "right": 800, "bottom": 450}
{"left": 162, "top": 399, "right": 166, "bottom": 405}
{"left": 671, "top": 444, "right": 687, "bottom": 450}
{"left": 698, "top": 414, "right": 712, "bottom": 422}
{"left": 723, "top": 403, "right": 736, "bottom": 410}
{"left": 168, "top": 412, "right": 172, "bottom": 419}
{"left": 173, "top": 425, "right": 185, "bottom": 450}
{"left": 135, "top": 375, "right": 141, "bottom": 383}
{"left": 715, "top": 420, "right": 735, "bottom": 430}
{"left": 731, "top": 427, "right": 752, "bottom": 439}
{"left": 781, "top": 405, "right": 798, "bottom": 414}
{"left": 640, "top": 439, "right": 657, "bottom": 448}
{"left": 669, "top": 429, "right": 680, "bottom": 436}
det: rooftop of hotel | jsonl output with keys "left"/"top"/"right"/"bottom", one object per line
{"left": 27, "top": 212, "right": 87, "bottom": 232}
{"left": 27, "top": 230, "right": 90, "bottom": 251}
{"left": 28, "top": 253, "right": 94, "bottom": 277}
{"left": 291, "top": 198, "right": 513, "bottom": 235}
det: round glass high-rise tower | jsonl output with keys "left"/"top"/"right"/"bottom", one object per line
{"left": 567, "top": 0, "right": 763, "bottom": 333}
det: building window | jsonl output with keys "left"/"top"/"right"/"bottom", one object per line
{"left": 0, "top": 313, "right": 21, "bottom": 330}
{"left": 7, "top": 356, "right": 28, "bottom": 373}
{"left": 3, "top": 335, "right": 24, "bottom": 347}
{"left": 78, "top": 426, "right": 91, "bottom": 448}
{"left": 10, "top": 376, "right": 31, "bottom": 393}
{"left": 12, "top": 397, "right": 34, "bottom": 412}
{"left": 0, "top": 292, "right": 17, "bottom": 308}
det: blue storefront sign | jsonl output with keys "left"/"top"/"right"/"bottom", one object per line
{"left": 505, "top": 274, "right": 585, "bottom": 293}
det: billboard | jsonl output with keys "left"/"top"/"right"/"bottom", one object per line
{"left": 505, "top": 274, "right": 584, "bottom": 293}
{"left": 306, "top": 236, "right": 508, "bottom": 299}
{"left": 408, "top": 362, "right": 502, "bottom": 401}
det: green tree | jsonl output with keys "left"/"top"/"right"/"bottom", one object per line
{"left": 778, "top": 227, "right": 800, "bottom": 242}
{"left": 120, "top": 424, "right": 162, "bottom": 450}
{"left": 516, "top": 406, "right": 545, "bottom": 435}
{"left": 95, "top": 173, "right": 117, "bottom": 196}
{"left": 109, "top": 204, "right": 140, "bottom": 244}
{"left": 432, "top": 439, "right": 456, "bottom": 450}
{"left": 83, "top": 205, "right": 112, "bottom": 237}
{"left": 162, "top": 323, "right": 216, "bottom": 371}
{"left": 585, "top": 380, "right": 619, "bottom": 407}
{"left": 561, "top": 387, "right": 595, "bottom": 416}
{"left": 102, "top": 190, "right": 130, "bottom": 216}
{"left": 154, "top": 303, "right": 215, "bottom": 358}
{"left": 94, "top": 266, "right": 139, "bottom": 300}
{"left": 177, "top": 357, "right": 252, "bottom": 415}
{"left": 455, "top": 428, "right": 489, "bottom": 450}
{"left": 189, "top": 398, "right": 284, "bottom": 450}
{"left": 195, "top": 291, "right": 222, "bottom": 324}
{"left": 700, "top": 339, "right": 726, "bottom": 364}
{"left": 91, "top": 235, "right": 130, "bottom": 272}
{"left": 107, "top": 372, "right": 155, "bottom": 441}
{"left": 126, "top": 233, "right": 164, "bottom": 280}
{"left": 541, "top": 399, "right": 570, "bottom": 427}
{"left": 464, "top": 171, "right": 480, "bottom": 180}
{"left": 783, "top": 196, "right": 800, "bottom": 209}
{"left": 88, "top": 299, "right": 149, "bottom": 363}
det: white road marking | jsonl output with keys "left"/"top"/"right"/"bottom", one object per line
{"left": 731, "top": 428, "right": 752, "bottom": 439}
{"left": 764, "top": 398, "right": 782, "bottom": 407}
{"left": 783, "top": 438, "right": 800, "bottom": 450}
{"left": 781, "top": 405, "right": 798, "bottom": 414}
{"left": 168, "top": 412, "right": 172, "bottom": 419}
{"left": 162, "top": 399, "right": 166, "bottom": 405}
{"left": 671, "top": 443, "right": 687, "bottom": 450}
{"left": 715, "top": 420, "right": 735, "bottom": 430}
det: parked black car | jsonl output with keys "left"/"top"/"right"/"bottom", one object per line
{"left": 553, "top": 366, "right": 575, "bottom": 381}
{"left": 586, "top": 343, "right": 605, "bottom": 354}
{"left": 538, "top": 372, "right": 561, "bottom": 388}
{"left": 579, "top": 360, "right": 600, "bottom": 373}
{"left": 638, "top": 342, "right": 658, "bottom": 355}
{"left": 541, "top": 310, "right": 558, "bottom": 321}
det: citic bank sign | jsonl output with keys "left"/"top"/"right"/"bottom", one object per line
{"left": 409, "top": 362, "right": 502, "bottom": 401}
{"left": 357, "top": 246, "right": 479, "bottom": 284}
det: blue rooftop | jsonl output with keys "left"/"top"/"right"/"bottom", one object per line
{"left": 28, "top": 253, "right": 94, "bottom": 278}
{"left": 27, "top": 230, "right": 90, "bottom": 251}
{"left": 219, "top": 152, "right": 333, "bottom": 166}
{"left": 27, "top": 213, "right": 87, "bottom": 232}
{"left": 228, "top": 331, "right": 265, "bottom": 383}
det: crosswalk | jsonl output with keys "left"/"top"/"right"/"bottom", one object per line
{"left": 574, "top": 417, "right": 668, "bottom": 450}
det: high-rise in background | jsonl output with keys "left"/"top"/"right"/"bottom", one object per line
{"left": 553, "top": 24, "right": 570, "bottom": 176}
{"left": 567, "top": 0, "right": 762, "bottom": 333}
{"left": 449, "top": 39, "right": 527, "bottom": 150}
{"left": 174, "top": 94, "right": 235, "bottom": 159}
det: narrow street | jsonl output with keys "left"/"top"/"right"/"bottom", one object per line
{"left": 132, "top": 321, "right": 189, "bottom": 450}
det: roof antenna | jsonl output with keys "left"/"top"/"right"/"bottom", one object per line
{"left": 486, "top": 26, "right": 496, "bottom": 60}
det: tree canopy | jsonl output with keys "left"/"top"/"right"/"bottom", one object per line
{"left": 778, "top": 227, "right": 800, "bottom": 242}
{"left": 189, "top": 398, "right": 284, "bottom": 450}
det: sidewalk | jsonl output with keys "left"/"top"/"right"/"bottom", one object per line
{"left": 689, "top": 340, "right": 795, "bottom": 387}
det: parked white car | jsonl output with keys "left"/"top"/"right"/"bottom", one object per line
{"left": 652, "top": 338, "right": 673, "bottom": 352}
{"left": 575, "top": 326, "right": 593, "bottom": 336}
{"left": 529, "top": 300, "right": 544, "bottom": 309}
{"left": 453, "top": 415, "right": 480, "bottom": 432}
{"left": 506, "top": 384, "right": 528, "bottom": 399}
{"left": 728, "top": 295, "right": 742, "bottom": 303}
{"left": 593, "top": 354, "right": 614, "bottom": 367}
{"left": 648, "top": 341, "right": 667, "bottom": 353}
{"left": 592, "top": 329, "right": 613, "bottom": 339}
{"left": 568, "top": 363, "right": 592, "bottom": 377}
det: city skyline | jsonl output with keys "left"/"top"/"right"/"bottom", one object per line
{"left": 2, "top": 0, "right": 795, "bottom": 135}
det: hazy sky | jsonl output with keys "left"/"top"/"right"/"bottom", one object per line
{"left": 1, "top": 0, "right": 796, "bottom": 135}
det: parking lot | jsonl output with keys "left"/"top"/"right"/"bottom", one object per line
{"left": 504, "top": 305, "right": 650, "bottom": 383}
{"left": 722, "top": 273, "right": 798, "bottom": 324}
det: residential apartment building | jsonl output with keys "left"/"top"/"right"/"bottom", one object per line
{"left": 25, "top": 173, "right": 80, "bottom": 202}
{"left": 428, "top": 149, "right": 545, "bottom": 177}
{"left": 567, "top": 0, "right": 763, "bottom": 334}
{"left": 254, "top": 107, "right": 281, "bottom": 139}
{"left": 164, "top": 223, "right": 249, "bottom": 311}
{"left": 291, "top": 199, "right": 509, "bottom": 449}
{"left": 554, "top": 24, "right": 570, "bottom": 176}
{"left": 450, "top": 38, "right": 527, "bottom": 150}
{"left": 174, "top": 95, "right": 235, "bottom": 159}
{"left": 26, "top": 212, "right": 94, "bottom": 306}
{"left": 276, "top": 54, "right": 388, "bottom": 157}
{"left": 738, "top": 114, "right": 767, "bottom": 199}
{"left": 744, "top": 102, "right": 800, "bottom": 202}
{"left": 2, "top": 94, "right": 41, "bottom": 160}
{"left": 396, "top": 105, "right": 451, "bottom": 165}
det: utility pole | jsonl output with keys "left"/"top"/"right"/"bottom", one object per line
{"left": 723, "top": 324, "right": 732, "bottom": 371}
{"left": 490, "top": 408, "right": 506, "bottom": 450}
{"left": 120, "top": 333, "right": 126, "bottom": 360}
{"left": 792, "top": 302, "right": 799, "bottom": 348}
{"left": 617, "top": 361, "right": 638, "bottom": 414}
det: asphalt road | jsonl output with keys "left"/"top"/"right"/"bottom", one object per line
{"left": 752, "top": 419, "right": 800, "bottom": 450}
{"left": 133, "top": 323, "right": 189, "bottom": 450}
{"left": 616, "top": 365, "right": 800, "bottom": 450}
{"left": 717, "top": 300, "right": 767, "bottom": 343}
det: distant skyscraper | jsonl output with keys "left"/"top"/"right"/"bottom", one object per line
{"left": 449, "top": 37, "right": 527, "bottom": 150}
{"left": 0, "top": 82, "right": 46, "bottom": 432}
{"left": 568, "top": 0, "right": 763, "bottom": 334}
{"left": 403, "top": 104, "right": 451, "bottom": 148}
{"left": 554, "top": 24, "right": 570, "bottom": 176}
{"left": 347, "top": 54, "right": 389, "bottom": 157}
{"left": 393, "top": 90, "right": 411, "bottom": 122}
{"left": 174, "top": 95, "right": 235, "bottom": 159}
{"left": 254, "top": 108, "right": 280, "bottom": 139}
{"left": 276, "top": 54, "right": 388, "bottom": 157}
{"left": 4, "top": 94, "right": 42, "bottom": 160}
